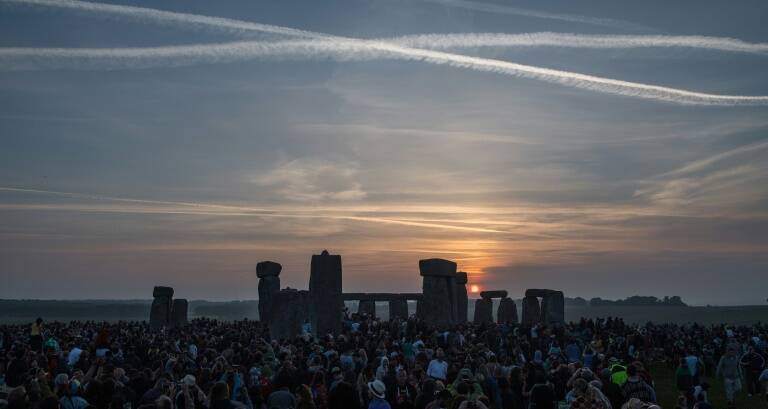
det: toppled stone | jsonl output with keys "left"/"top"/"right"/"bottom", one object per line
{"left": 473, "top": 298, "right": 493, "bottom": 324}
{"left": 480, "top": 290, "right": 508, "bottom": 299}
{"left": 256, "top": 261, "right": 282, "bottom": 278}
{"left": 497, "top": 297, "right": 518, "bottom": 324}
{"left": 309, "top": 250, "right": 343, "bottom": 336}
{"left": 170, "top": 299, "right": 188, "bottom": 327}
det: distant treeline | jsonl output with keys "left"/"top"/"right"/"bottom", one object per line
{"left": 565, "top": 296, "right": 687, "bottom": 307}
{"left": 0, "top": 300, "right": 260, "bottom": 322}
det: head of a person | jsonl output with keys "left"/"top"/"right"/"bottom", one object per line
{"left": 627, "top": 364, "right": 638, "bottom": 378}
{"left": 367, "top": 380, "right": 386, "bottom": 400}
{"left": 155, "top": 395, "right": 172, "bottom": 409}
{"left": 436, "top": 348, "right": 444, "bottom": 360}
{"left": 36, "top": 318, "right": 43, "bottom": 325}
{"left": 572, "top": 378, "right": 588, "bottom": 396}
{"left": 210, "top": 382, "right": 230, "bottom": 401}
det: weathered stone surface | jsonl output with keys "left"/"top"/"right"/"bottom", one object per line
{"left": 480, "top": 290, "right": 508, "bottom": 299}
{"left": 309, "top": 250, "right": 343, "bottom": 336}
{"left": 473, "top": 298, "right": 493, "bottom": 324}
{"left": 455, "top": 278, "right": 468, "bottom": 323}
{"left": 150, "top": 286, "right": 173, "bottom": 328}
{"left": 419, "top": 258, "right": 458, "bottom": 277}
{"left": 258, "top": 275, "right": 280, "bottom": 323}
{"left": 525, "top": 288, "right": 558, "bottom": 298}
{"left": 389, "top": 299, "right": 409, "bottom": 320}
{"left": 455, "top": 272, "right": 468, "bottom": 284}
{"left": 497, "top": 297, "right": 518, "bottom": 324}
{"left": 419, "top": 274, "right": 458, "bottom": 325}
{"left": 270, "top": 289, "right": 309, "bottom": 340}
{"left": 521, "top": 295, "right": 541, "bottom": 325}
{"left": 256, "top": 261, "right": 282, "bottom": 278}
{"left": 541, "top": 291, "right": 565, "bottom": 324}
{"left": 170, "top": 299, "right": 188, "bottom": 327}
{"left": 357, "top": 299, "right": 376, "bottom": 317}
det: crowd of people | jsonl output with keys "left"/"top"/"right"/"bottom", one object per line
{"left": 1, "top": 312, "right": 767, "bottom": 409}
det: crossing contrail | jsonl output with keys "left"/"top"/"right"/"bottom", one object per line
{"left": 387, "top": 32, "right": 768, "bottom": 55}
{"left": 2, "top": 0, "right": 768, "bottom": 105}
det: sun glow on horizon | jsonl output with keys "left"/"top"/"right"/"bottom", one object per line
{"left": 470, "top": 284, "right": 480, "bottom": 293}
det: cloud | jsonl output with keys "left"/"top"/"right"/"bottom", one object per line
{"left": 251, "top": 159, "right": 367, "bottom": 202}
{"left": 423, "top": 0, "right": 653, "bottom": 32}
{"left": 3, "top": 0, "right": 768, "bottom": 105}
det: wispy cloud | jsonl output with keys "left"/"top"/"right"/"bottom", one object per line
{"left": 2, "top": 0, "right": 768, "bottom": 105}
{"left": 423, "top": 0, "right": 654, "bottom": 32}
{"left": 251, "top": 159, "right": 367, "bottom": 202}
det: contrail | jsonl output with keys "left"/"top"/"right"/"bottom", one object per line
{"left": 4, "top": 39, "right": 768, "bottom": 106}
{"left": 2, "top": 0, "right": 768, "bottom": 105}
{"left": 0, "top": 187, "right": 504, "bottom": 233}
{"left": 388, "top": 32, "right": 768, "bottom": 55}
{"left": 661, "top": 139, "right": 768, "bottom": 177}
{"left": 423, "top": 0, "right": 654, "bottom": 32}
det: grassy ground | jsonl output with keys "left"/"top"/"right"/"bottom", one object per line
{"left": 650, "top": 362, "right": 765, "bottom": 409}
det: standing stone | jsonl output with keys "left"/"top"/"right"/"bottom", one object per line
{"left": 541, "top": 291, "right": 565, "bottom": 324}
{"left": 257, "top": 261, "right": 282, "bottom": 324}
{"left": 309, "top": 250, "right": 343, "bottom": 336}
{"left": 358, "top": 299, "right": 376, "bottom": 317}
{"left": 521, "top": 295, "right": 541, "bottom": 325}
{"left": 170, "top": 298, "right": 188, "bottom": 327}
{"left": 473, "top": 298, "right": 493, "bottom": 324}
{"left": 150, "top": 286, "right": 174, "bottom": 328}
{"left": 455, "top": 272, "right": 469, "bottom": 323}
{"left": 270, "top": 288, "right": 309, "bottom": 340}
{"left": 389, "top": 299, "right": 409, "bottom": 320}
{"left": 497, "top": 297, "right": 518, "bottom": 324}
{"left": 418, "top": 258, "right": 458, "bottom": 325}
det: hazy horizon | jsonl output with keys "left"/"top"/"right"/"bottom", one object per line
{"left": 2, "top": 0, "right": 767, "bottom": 305}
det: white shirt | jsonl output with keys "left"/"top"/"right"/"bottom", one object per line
{"left": 427, "top": 359, "right": 448, "bottom": 380}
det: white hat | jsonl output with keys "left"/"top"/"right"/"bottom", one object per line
{"left": 368, "top": 380, "right": 386, "bottom": 399}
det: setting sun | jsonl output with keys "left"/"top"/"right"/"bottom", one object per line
{"left": 470, "top": 285, "right": 480, "bottom": 293}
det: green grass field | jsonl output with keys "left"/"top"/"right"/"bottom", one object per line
{"left": 650, "top": 363, "right": 765, "bottom": 409}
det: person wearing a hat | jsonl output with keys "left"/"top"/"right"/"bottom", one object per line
{"left": 367, "top": 379, "right": 390, "bottom": 409}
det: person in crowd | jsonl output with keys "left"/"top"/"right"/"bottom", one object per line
{"left": 1, "top": 314, "right": 766, "bottom": 409}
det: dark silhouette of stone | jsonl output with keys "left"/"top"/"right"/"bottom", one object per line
{"left": 358, "top": 299, "right": 376, "bottom": 317}
{"left": 257, "top": 261, "right": 282, "bottom": 324}
{"left": 389, "top": 299, "right": 409, "bottom": 320}
{"left": 309, "top": 250, "right": 343, "bottom": 336}
{"left": 170, "top": 299, "right": 188, "bottom": 327}
{"left": 497, "top": 297, "right": 518, "bottom": 324}
{"left": 522, "top": 295, "right": 541, "bottom": 324}
{"left": 419, "top": 258, "right": 458, "bottom": 277}
{"left": 150, "top": 286, "right": 174, "bottom": 328}
{"left": 473, "top": 298, "right": 493, "bottom": 324}
{"left": 270, "top": 288, "right": 309, "bottom": 340}
{"left": 455, "top": 272, "right": 468, "bottom": 323}
{"left": 541, "top": 290, "right": 565, "bottom": 324}
{"left": 256, "top": 261, "right": 282, "bottom": 278}
{"left": 418, "top": 258, "right": 458, "bottom": 325}
{"left": 342, "top": 293, "right": 422, "bottom": 301}
{"left": 480, "top": 290, "right": 508, "bottom": 299}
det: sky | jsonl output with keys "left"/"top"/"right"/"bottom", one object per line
{"left": 1, "top": 0, "right": 767, "bottom": 305}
